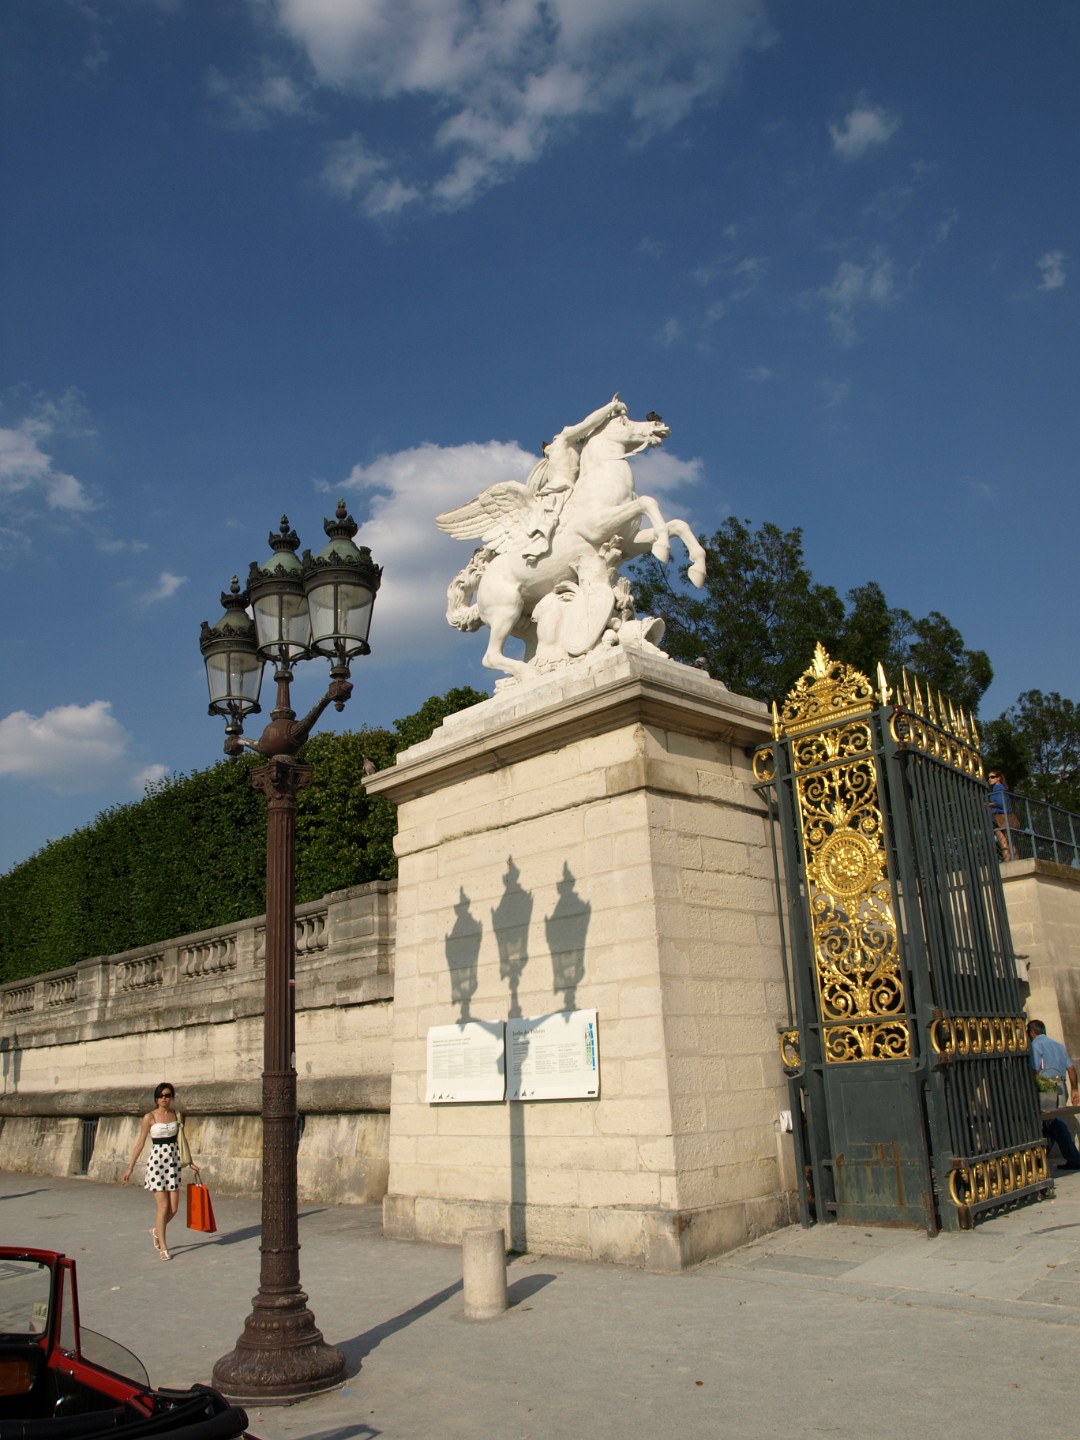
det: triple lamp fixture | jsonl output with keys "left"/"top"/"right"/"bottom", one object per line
{"left": 199, "top": 502, "right": 381, "bottom": 752}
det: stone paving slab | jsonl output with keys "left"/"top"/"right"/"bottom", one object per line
{"left": 2, "top": 1171, "right": 1079, "bottom": 1440}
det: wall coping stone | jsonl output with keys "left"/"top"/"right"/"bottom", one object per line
{"left": 0, "top": 880, "right": 396, "bottom": 1052}
{"left": 1000, "top": 857, "right": 1080, "bottom": 890}
{"left": 366, "top": 648, "right": 770, "bottom": 805}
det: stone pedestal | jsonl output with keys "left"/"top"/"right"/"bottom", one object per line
{"left": 367, "top": 648, "right": 794, "bottom": 1270}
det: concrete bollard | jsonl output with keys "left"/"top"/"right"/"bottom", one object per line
{"left": 462, "top": 1226, "right": 508, "bottom": 1320}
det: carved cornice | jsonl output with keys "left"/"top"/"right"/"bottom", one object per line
{"left": 365, "top": 650, "right": 770, "bottom": 805}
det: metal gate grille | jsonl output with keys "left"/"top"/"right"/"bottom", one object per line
{"left": 755, "top": 646, "right": 1050, "bottom": 1232}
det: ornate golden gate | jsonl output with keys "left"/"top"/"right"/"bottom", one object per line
{"left": 754, "top": 646, "right": 1050, "bottom": 1231}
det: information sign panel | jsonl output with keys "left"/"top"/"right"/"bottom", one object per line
{"left": 507, "top": 1010, "right": 599, "bottom": 1101}
{"left": 425, "top": 1020, "right": 506, "bottom": 1104}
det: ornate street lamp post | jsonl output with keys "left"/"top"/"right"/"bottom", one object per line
{"left": 199, "top": 502, "right": 381, "bottom": 1402}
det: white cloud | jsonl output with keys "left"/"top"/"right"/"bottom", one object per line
{"left": 339, "top": 422, "right": 706, "bottom": 662}
{"left": 636, "top": 236, "right": 667, "bottom": 259}
{"left": 206, "top": 62, "right": 312, "bottom": 131}
{"left": 696, "top": 253, "right": 767, "bottom": 328}
{"left": 134, "top": 764, "right": 169, "bottom": 791}
{"left": 0, "top": 701, "right": 162, "bottom": 795}
{"left": 264, "top": 0, "right": 774, "bottom": 211}
{"left": 829, "top": 99, "right": 901, "bottom": 160}
{"left": 630, "top": 447, "right": 705, "bottom": 497}
{"left": 816, "top": 249, "right": 897, "bottom": 344}
{"left": 656, "top": 317, "right": 683, "bottom": 347}
{"left": 742, "top": 366, "right": 774, "bottom": 383}
{"left": 1036, "top": 249, "right": 1067, "bottom": 291}
{"left": 0, "top": 391, "right": 96, "bottom": 518}
{"left": 820, "top": 377, "right": 852, "bottom": 409}
{"left": 140, "top": 571, "right": 188, "bottom": 604}
{"left": 321, "top": 135, "right": 422, "bottom": 216}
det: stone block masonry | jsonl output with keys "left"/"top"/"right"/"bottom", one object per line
{"left": 367, "top": 648, "right": 798, "bottom": 1270}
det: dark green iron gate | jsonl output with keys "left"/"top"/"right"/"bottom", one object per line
{"left": 755, "top": 645, "right": 1051, "bottom": 1232}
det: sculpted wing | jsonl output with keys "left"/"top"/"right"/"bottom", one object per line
{"left": 436, "top": 481, "right": 533, "bottom": 553}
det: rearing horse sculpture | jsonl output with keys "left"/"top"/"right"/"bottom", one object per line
{"left": 437, "top": 399, "right": 707, "bottom": 680}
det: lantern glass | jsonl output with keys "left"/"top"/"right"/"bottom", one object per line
{"left": 306, "top": 575, "right": 375, "bottom": 658}
{"left": 204, "top": 641, "right": 264, "bottom": 713}
{"left": 251, "top": 583, "right": 311, "bottom": 660}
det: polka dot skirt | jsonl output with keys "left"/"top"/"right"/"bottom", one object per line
{"left": 144, "top": 1140, "right": 182, "bottom": 1192}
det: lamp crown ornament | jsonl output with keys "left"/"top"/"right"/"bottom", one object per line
{"left": 199, "top": 575, "right": 253, "bottom": 641}
{"left": 247, "top": 515, "right": 303, "bottom": 583}
{"left": 301, "top": 499, "right": 382, "bottom": 583}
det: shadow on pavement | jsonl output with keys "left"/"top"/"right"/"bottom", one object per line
{"left": 508, "top": 1273, "right": 556, "bottom": 1306}
{"left": 337, "top": 1280, "right": 464, "bottom": 1372}
{"left": 298, "top": 1427, "right": 380, "bottom": 1440}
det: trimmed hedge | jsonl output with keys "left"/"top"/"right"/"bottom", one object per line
{"left": 0, "top": 687, "right": 487, "bottom": 983}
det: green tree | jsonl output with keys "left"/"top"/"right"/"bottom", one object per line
{"left": 838, "top": 582, "right": 913, "bottom": 681}
{"left": 984, "top": 691, "right": 1080, "bottom": 810}
{"left": 631, "top": 518, "right": 845, "bottom": 703}
{"left": 392, "top": 686, "right": 488, "bottom": 750}
{"left": 632, "top": 518, "right": 993, "bottom": 711}
{"left": 905, "top": 611, "right": 993, "bottom": 717}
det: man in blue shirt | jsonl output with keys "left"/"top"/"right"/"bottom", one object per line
{"left": 1028, "top": 1019, "right": 1080, "bottom": 1170}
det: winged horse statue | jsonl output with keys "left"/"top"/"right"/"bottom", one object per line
{"left": 436, "top": 395, "right": 707, "bottom": 681}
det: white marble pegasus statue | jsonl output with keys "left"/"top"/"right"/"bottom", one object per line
{"left": 436, "top": 396, "right": 707, "bottom": 680}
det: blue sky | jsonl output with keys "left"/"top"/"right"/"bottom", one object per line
{"left": 1, "top": 0, "right": 1077, "bottom": 875}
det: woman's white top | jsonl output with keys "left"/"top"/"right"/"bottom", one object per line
{"left": 150, "top": 1121, "right": 178, "bottom": 1139}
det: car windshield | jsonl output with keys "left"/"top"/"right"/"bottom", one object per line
{"left": 0, "top": 1257, "right": 50, "bottom": 1337}
{"left": 80, "top": 1328, "right": 151, "bottom": 1389}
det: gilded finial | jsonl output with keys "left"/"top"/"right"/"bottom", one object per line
{"left": 876, "top": 662, "right": 891, "bottom": 706}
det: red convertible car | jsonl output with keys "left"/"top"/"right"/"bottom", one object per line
{"left": 0, "top": 1246, "right": 252, "bottom": 1437}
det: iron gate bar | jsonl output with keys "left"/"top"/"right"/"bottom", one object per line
{"left": 883, "top": 690, "right": 1050, "bottom": 1225}
{"left": 754, "top": 740, "right": 834, "bottom": 1225}
{"left": 756, "top": 646, "right": 1051, "bottom": 1233}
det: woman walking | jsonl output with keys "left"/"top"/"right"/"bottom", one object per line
{"left": 122, "top": 1081, "right": 198, "bottom": 1260}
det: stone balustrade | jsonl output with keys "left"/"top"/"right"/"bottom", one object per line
{"left": 0, "top": 881, "right": 397, "bottom": 1205}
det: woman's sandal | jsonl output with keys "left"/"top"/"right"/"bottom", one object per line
{"left": 149, "top": 1229, "right": 160, "bottom": 1251}
{"left": 159, "top": 1248, "right": 171, "bottom": 1261}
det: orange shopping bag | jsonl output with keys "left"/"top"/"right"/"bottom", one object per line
{"left": 186, "top": 1180, "right": 218, "bottom": 1233}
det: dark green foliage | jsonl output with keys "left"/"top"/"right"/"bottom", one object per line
{"left": 631, "top": 518, "right": 993, "bottom": 712}
{"left": 983, "top": 691, "right": 1080, "bottom": 811}
{"left": 0, "top": 686, "right": 489, "bottom": 983}
{"left": 392, "top": 687, "right": 488, "bottom": 750}
{"left": 632, "top": 518, "right": 845, "bottom": 704}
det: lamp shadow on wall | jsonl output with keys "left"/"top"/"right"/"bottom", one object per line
{"left": 1, "top": 1034, "right": 22, "bottom": 1095}
{"left": 546, "top": 862, "right": 591, "bottom": 1015}
{"left": 445, "top": 887, "right": 482, "bottom": 1023}
{"left": 441, "top": 859, "right": 594, "bottom": 1256}
{"left": 493, "top": 857, "right": 531, "bottom": 1251}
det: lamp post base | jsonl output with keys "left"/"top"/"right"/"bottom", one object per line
{"left": 211, "top": 1291, "right": 347, "bottom": 1404}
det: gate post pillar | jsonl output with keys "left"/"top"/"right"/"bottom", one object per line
{"left": 367, "top": 648, "right": 794, "bottom": 1269}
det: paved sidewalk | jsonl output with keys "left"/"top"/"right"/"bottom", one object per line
{"left": 3, "top": 1170, "right": 1080, "bottom": 1439}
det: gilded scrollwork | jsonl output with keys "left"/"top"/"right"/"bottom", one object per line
{"left": 796, "top": 752, "right": 908, "bottom": 1061}
{"left": 778, "top": 642, "right": 877, "bottom": 737}
{"left": 774, "top": 647, "right": 911, "bottom": 1065}
{"left": 823, "top": 1022, "right": 910, "bottom": 1063}
{"left": 752, "top": 745, "right": 776, "bottom": 784}
{"left": 948, "top": 1144, "right": 1049, "bottom": 1209}
{"left": 928, "top": 1014, "right": 1029, "bottom": 1059}
{"left": 890, "top": 669, "right": 984, "bottom": 778}
{"left": 779, "top": 1029, "right": 801, "bottom": 1070}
